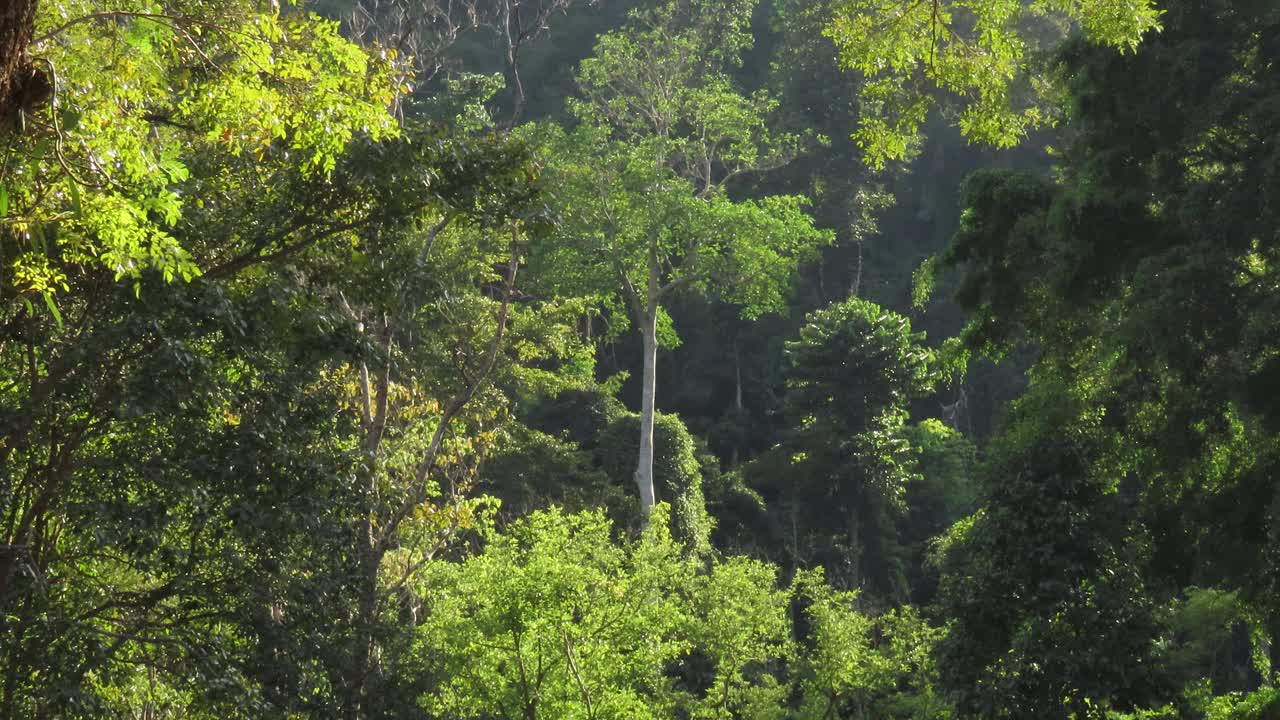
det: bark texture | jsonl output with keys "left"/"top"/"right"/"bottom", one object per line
{"left": 0, "top": 0, "right": 39, "bottom": 122}
{"left": 635, "top": 307, "right": 658, "bottom": 514}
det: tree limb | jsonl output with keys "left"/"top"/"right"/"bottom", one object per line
{"left": 377, "top": 236, "right": 522, "bottom": 554}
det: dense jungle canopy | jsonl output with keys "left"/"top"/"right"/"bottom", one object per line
{"left": 1, "top": 0, "right": 1278, "bottom": 717}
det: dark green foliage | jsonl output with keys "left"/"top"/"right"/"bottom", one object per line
{"left": 786, "top": 298, "right": 934, "bottom": 438}
{"left": 6, "top": 0, "right": 1277, "bottom": 713}
{"left": 942, "top": 169, "right": 1060, "bottom": 355}
{"left": 0, "top": 90, "right": 561, "bottom": 713}
{"left": 900, "top": 419, "right": 976, "bottom": 603}
{"left": 732, "top": 298, "right": 962, "bottom": 596}
{"left": 522, "top": 388, "right": 714, "bottom": 555}
{"left": 905, "top": 420, "right": 976, "bottom": 520}
{"left": 525, "top": 386, "right": 629, "bottom": 449}
{"left": 702, "top": 468, "right": 773, "bottom": 557}
{"left": 475, "top": 424, "right": 627, "bottom": 523}
{"left": 930, "top": 0, "right": 1280, "bottom": 712}
{"left": 598, "top": 412, "right": 713, "bottom": 557}
{"left": 935, "top": 383, "right": 1168, "bottom": 717}
{"left": 1158, "top": 588, "right": 1263, "bottom": 695}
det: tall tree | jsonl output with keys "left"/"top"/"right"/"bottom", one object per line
{"left": 527, "top": 0, "right": 832, "bottom": 514}
{"left": 2, "top": 7, "right": 401, "bottom": 712}
{"left": 927, "top": 0, "right": 1280, "bottom": 711}
{"left": 0, "top": 2, "right": 588, "bottom": 714}
{"left": 740, "top": 298, "right": 938, "bottom": 594}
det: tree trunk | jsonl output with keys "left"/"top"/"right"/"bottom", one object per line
{"left": 731, "top": 344, "right": 743, "bottom": 467}
{"left": 345, "top": 536, "right": 381, "bottom": 720}
{"left": 849, "top": 239, "right": 863, "bottom": 298}
{"left": 1268, "top": 615, "right": 1280, "bottom": 683}
{"left": 0, "top": 0, "right": 38, "bottom": 121}
{"left": 635, "top": 307, "right": 658, "bottom": 514}
{"left": 847, "top": 506, "right": 861, "bottom": 590}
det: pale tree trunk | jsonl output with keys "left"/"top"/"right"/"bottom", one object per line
{"left": 632, "top": 245, "right": 661, "bottom": 516}
{"left": 635, "top": 306, "right": 658, "bottom": 514}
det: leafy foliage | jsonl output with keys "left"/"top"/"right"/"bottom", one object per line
{"left": 414, "top": 507, "right": 694, "bottom": 720}
{"left": 928, "top": 0, "right": 1280, "bottom": 713}
{"left": 2, "top": 1, "right": 399, "bottom": 308}
{"left": 825, "top": 0, "right": 1161, "bottom": 166}
{"left": 4, "top": 0, "right": 1276, "bottom": 716}
{"left": 741, "top": 298, "right": 941, "bottom": 593}
{"left": 598, "top": 412, "right": 713, "bottom": 556}
{"left": 793, "top": 569, "right": 949, "bottom": 719}
{"left": 410, "top": 506, "right": 947, "bottom": 720}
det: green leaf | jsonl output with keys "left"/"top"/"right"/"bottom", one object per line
{"left": 43, "top": 292, "right": 64, "bottom": 328}
{"left": 67, "top": 180, "right": 82, "bottom": 214}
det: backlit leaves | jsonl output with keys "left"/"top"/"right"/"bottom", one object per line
{"left": 825, "top": 0, "right": 1161, "bottom": 166}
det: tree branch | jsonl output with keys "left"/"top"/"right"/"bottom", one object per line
{"left": 377, "top": 236, "right": 523, "bottom": 553}
{"left": 562, "top": 625, "right": 595, "bottom": 719}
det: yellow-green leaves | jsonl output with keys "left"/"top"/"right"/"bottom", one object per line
{"left": 825, "top": 0, "right": 1162, "bottom": 166}
{"left": 3, "top": 0, "right": 400, "bottom": 310}
{"left": 177, "top": 14, "right": 398, "bottom": 175}
{"left": 73, "top": 193, "right": 196, "bottom": 284}
{"left": 415, "top": 506, "right": 695, "bottom": 720}
{"left": 573, "top": 0, "right": 802, "bottom": 194}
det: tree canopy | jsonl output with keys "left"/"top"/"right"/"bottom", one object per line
{"left": 3, "top": 0, "right": 1279, "bottom": 717}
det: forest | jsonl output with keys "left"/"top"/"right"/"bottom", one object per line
{"left": 1, "top": 0, "right": 1277, "bottom": 717}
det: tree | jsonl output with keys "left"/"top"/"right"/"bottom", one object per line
{"left": 0, "top": 4, "right": 406, "bottom": 714}
{"left": 515, "top": 387, "right": 716, "bottom": 552}
{"left": 743, "top": 298, "right": 937, "bottom": 594}
{"left": 792, "top": 569, "right": 950, "bottom": 720}
{"left": 413, "top": 507, "right": 949, "bottom": 720}
{"left": 926, "top": 0, "right": 1280, "bottom": 711}
{"left": 932, "top": 383, "right": 1166, "bottom": 717}
{"left": 2, "top": 2, "right": 400, "bottom": 305}
{"left": 412, "top": 505, "right": 792, "bottom": 720}
{"left": 0, "top": 116, "right": 573, "bottom": 716}
{"left": 527, "top": 0, "right": 832, "bottom": 515}
{"left": 344, "top": 0, "right": 599, "bottom": 124}
{"left": 596, "top": 411, "right": 713, "bottom": 555}
{"left": 824, "top": 0, "right": 1161, "bottom": 166}
{"left": 0, "top": 0, "right": 39, "bottom": 122}
{"left": 0, "top": 1, "right": 591, "bottom": 710}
